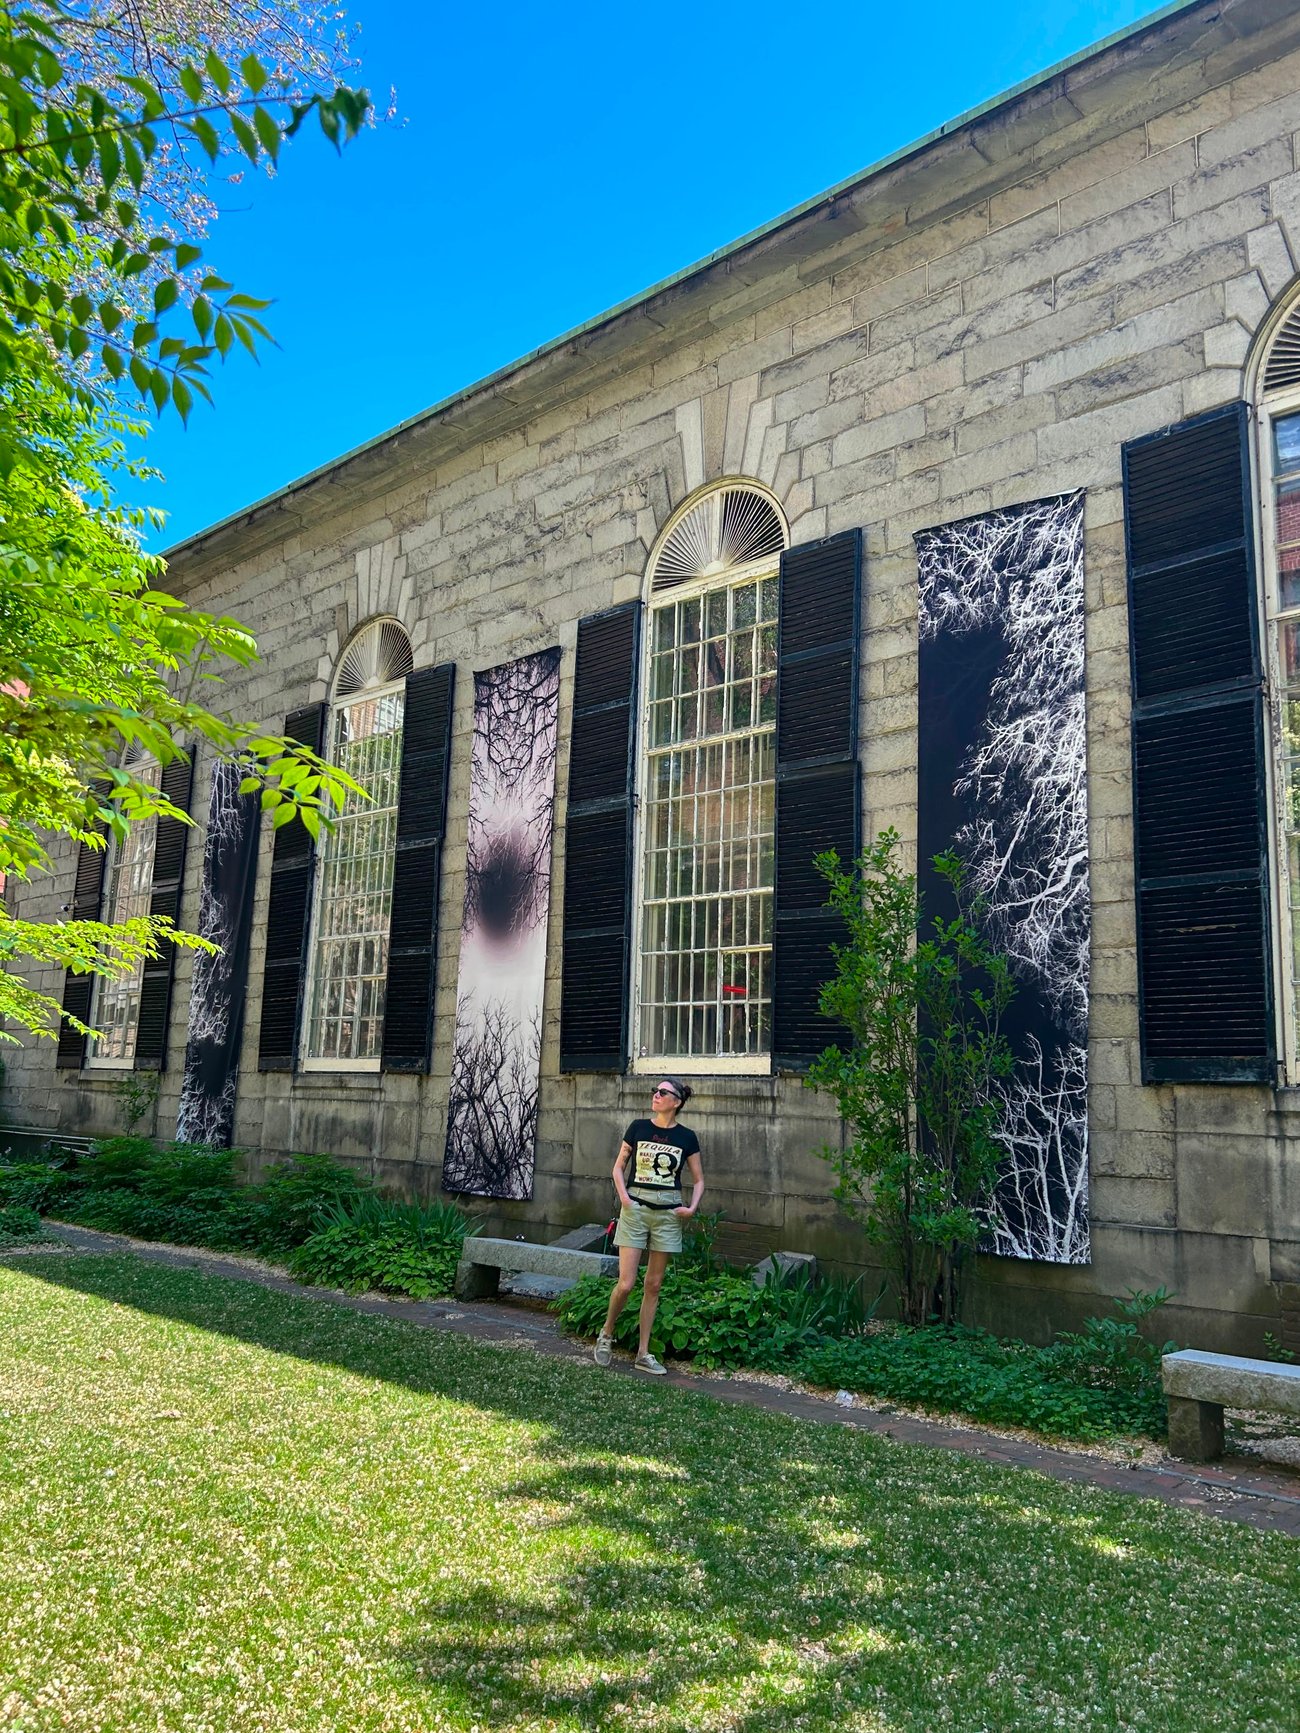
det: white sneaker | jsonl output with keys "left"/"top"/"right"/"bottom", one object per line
{"left": 594, "top": 1333, "right": 613, "bottom": 1367}
{"left": 634, "top": 1352, "right": 667, "bottom": 1375}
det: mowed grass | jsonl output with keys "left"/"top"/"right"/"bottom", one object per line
{"left": 1, "top": 1256, "right": 1297, "bottom": 1733}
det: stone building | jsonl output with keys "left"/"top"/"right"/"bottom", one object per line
{"left": 13, "top": 0, "right": 1300, "bottom": 1350}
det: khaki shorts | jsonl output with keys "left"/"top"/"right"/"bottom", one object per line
{"left": 614, "top": 1199, "right": 683, "bottom": 1254}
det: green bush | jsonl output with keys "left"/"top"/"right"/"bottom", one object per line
{"left": 287, "top": 1194, "right": 475, "bottom": 1299}
{"left": 2, "top": 1138, "right": 376, "bottom": 1262}
{"left": 0, "top": 1204, "right": 47, "bottom": 1245}
{"left": 558, "top": 1269, "right": 1171, "bottom": 1441}
{"left": 1038, "top": 1288, "right": 1174, "bottom": 1437}
{"left": 66, "top": 1185, "right": 243, "bottom": 1250}
{"left": 234, "top": 1153, "right": 370, "bottom": 1255}
{"left": 555, "top": 1263, "right": 876, "bottom": 1370}
{"left": 797, "top": 1326, "right": 1162, "bottom": 1441}
{"left": 0, "top": 1158, "right": 77, "bottom": 1214}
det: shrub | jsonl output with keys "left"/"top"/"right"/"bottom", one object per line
{"left": 559, "top": 1268, "right": 1171, "bottom": 1441}
{"left": 0, "top": 1158, "right": 77, "bottom": 1214}
{"left": 66, "top": 1185, "right": 243, "bottom": 1250}
{"left": 555, "top": 1263, "right": 879, "bottom": 1371}
{"left": 0, "top": 1204, "right": 47, "bottom": 1245}
{"left": 805, "top": 832, "right": 1017, "bottom": 1326}
{"left": 230, "top": 1153, "right": 370, "bottom": 1256}
{"left": 1039, "top": 1288, "right": 1174, "bottom": 1437}
{"left": 796, "top": 1326, "right": 1164, "bottom": 1440}
{"left": 287, "top": 1194, "right": 475, "bottom": 1299}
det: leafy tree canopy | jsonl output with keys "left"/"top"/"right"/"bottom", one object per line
{"left": 0, "top": 0, "right": 371, "bottom": 1042}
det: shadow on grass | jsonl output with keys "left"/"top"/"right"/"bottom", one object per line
{"left": 7, "top": 1251, "right": 1299, "bottom": 1733}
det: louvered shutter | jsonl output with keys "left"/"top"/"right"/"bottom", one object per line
{"left": 133, "top": 750, "right": 194, "bottom": 1071}
{"left": 382, "top": 664, "right": 455, "bottom": 1072}
{"left": 560, "top": 604, "right": 640, "bottom": 1070}
{"left": 1123, "top": 401, "right": 1274, "bottom": 1082}
{"left": 56, "top": 790, "right": 110, "bottom": 1069}
{"left": 772, "top": 528, "right": 862, "bottom": 1070}
{"left": 257, "top": 704, "right": 326, "bottom": 1071}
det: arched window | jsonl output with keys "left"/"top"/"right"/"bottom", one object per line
{"left": 635, "top": 482, "right": 788, "bottom": 1068}
{"left": 303, "top": 618, "right": 413, "bottom": 1068}
{"left": 86, "top": 756, "right": 161, "bottom": 1067}
{"left": 1256, "top": 294, "right": 1300, "bottom": 1073}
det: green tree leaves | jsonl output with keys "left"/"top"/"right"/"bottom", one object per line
{"left": 805, "top": 831, "right": 1016, "bottom": 1328}
{"left": 0, "top": 5, "right": 371, "bottom": 1042}
{"left": 0, "top": 4, "right": 371, "bottom": 436}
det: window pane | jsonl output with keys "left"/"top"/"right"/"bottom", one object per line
{"left": 306, "top": 685, "right": 405, "bottom": 1063}
{"left": 1275, "top": 412, "right": 1300, "bottom": 476}
{"left": 639, "top": 571, "right": 778, "bottom": 1061}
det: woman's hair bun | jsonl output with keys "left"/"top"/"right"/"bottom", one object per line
{"left": 663, "top": 1077, "right": 692, "bottom": 1108}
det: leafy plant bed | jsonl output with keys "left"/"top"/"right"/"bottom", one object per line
{"left": 0, "top": 1204, "right": 58, "bottom": 1249}
{"left": 0, "top": 1138, "right": 472, "bottom": 1301}
{"left": 556, "top": 1268, "right": 1170, "bottom": 1443}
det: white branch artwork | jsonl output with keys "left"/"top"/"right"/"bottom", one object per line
{"left": 444, "top": 648, "right": 561, "bottom": 1200}
{"left": 918, "top": 492, "right": 1091, "bottom": 1264}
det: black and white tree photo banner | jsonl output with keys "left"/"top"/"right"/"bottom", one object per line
{"left": 917, "top": 491, "right": 1090, "bottom": 1265}
{"left": 175, "top": 758, "right": 261, "bottom": 1148}
{"left": 443, "top": 647, "right": 562, "bottom": 1200}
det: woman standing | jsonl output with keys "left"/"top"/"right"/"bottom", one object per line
{"left": 594, "top": 1078, "right": 705, "bottom": 1374}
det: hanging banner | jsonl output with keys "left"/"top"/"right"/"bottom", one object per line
{"left": 916, "top": 492, "right": 1090, "bottom": 1264}
{"left": 443, "top": 646, "right": 562, "bottom": 1200}
{"left": 175, "top": 758, "right": 261, "bottom": 1148}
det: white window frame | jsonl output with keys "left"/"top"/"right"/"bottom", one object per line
{"left": 630, "top": 549, "right": 781, "bottom": 1077}
{"left": 300, "top": 676, "right": 406, "bottom": 1074}
{"left": 85, "top": 762, "right": 160, "bottom": 1071}
{"left": 1256, "top": 383, "right": 1300, "bottom": 1083}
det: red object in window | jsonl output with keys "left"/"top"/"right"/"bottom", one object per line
{"left": 721, "top": 984, "right": 747, "bottom": 996}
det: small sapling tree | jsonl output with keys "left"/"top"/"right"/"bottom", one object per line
{"left": 806, "top": 830, "right": 1015, "bottom": 1326}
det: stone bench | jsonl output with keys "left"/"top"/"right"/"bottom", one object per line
{"left": 1162, "top": 1349, "right": 1300, "bottom": 1461}
{"left": 455, "top": 1235, "right": 619, "bottom": 1301}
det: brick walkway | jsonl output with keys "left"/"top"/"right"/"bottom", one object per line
{"left": 21, "top": 1224, "right": 1300, "bottom": 1539}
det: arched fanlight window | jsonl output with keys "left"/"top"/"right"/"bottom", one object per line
{"left": 303, "top": 617, "right": 412, "bottom": 1068}
{"left": 636, "top": 481, "right": 789, "bottom": 1069}
{"left": 649, "top": 482, "right": 787, "bottom": 593}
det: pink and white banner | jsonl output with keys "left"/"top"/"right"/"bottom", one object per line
{"left": 443, "top": 647, "right": 561, "bottom": 1200}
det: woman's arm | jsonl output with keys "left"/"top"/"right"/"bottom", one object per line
{"left": 612, "top": 1141, "right": 634, "bottom": 1209}
{"left": 674, "top": 1151, "right": 704, "bottom": 1218}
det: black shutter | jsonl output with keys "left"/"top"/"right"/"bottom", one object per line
{"left": 1123, "top": 401, "right": 1274, "bottom": 1082}
{"left": 134, "top": 750, "right": 195, "bottom": 1071}
{"left": 560, "top": 603, "right": 640, "bottom": 1070}
{"left": 382, "top": 664, "right": 455, "bottom": 1072}
{"left": 257, "top": 704, "right": 327, "bottom": 1071}
{"left": 772, "top": 528, "right": 862, "bottom": 1070}
{"left": 56, "top": 793, "right": 110, "bottom": 1069}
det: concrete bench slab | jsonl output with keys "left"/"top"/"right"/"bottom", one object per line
{"left": 455, "top": 1235, "right": 619, "bottom": 1301}
{"left": 1162, "top": 1349, "right": 1300, "bottom": 1461}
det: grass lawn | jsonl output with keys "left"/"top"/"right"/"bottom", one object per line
{"left": 1, "top": 1254, "right": 1297, "bottom": 1733}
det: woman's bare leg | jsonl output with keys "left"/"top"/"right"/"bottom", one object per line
{"left": 602, "top": 1246, "right": 643, "bottom": 1338}
{"left": 637, "top": 1250, "right": 671, "bottom": 1359}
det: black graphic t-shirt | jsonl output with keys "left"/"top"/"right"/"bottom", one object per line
{"left": 622, "top": 1119, "right": 700, "bottom": 1208}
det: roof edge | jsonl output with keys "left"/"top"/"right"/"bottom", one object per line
{"left": 165, "top": 0, "right": 1204, "bottom": 562}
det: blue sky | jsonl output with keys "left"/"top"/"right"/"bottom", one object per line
{"left": 142, "top": 0, "right": 1174, "bottom": 551}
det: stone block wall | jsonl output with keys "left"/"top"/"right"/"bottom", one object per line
{"left": 10, "top": 0, "right": 1300, "bottom": 1349}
